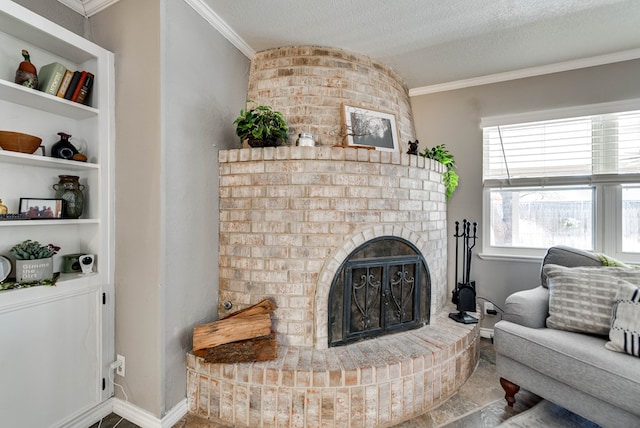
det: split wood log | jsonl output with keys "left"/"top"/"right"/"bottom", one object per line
{"left": 193, "top": 313, "right": 272, "bottom": 352}
{"left": 223, "top": 299, "right": 276, "bottom": 320}
{"left": 194, "top": 332, "right": 278, "bottom": 363}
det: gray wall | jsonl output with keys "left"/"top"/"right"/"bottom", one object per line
{"left": 162, "top": 0, "right": 249, "bottom": 413}
{"left": 411, "top": 58, "right": 640, "bottom": 328}
{"left": 91, "top": 0, "right": 250, "bottom": 417}
{"left": 26, "top": 0, "right": 250, "bottom": 418}
{"left": 12, "top": 0, "right": 85, "bottom": 35}
{"left": 90, "top": 0, "right": 164, "bottom": 415}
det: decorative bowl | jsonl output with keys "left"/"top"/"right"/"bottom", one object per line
{"left": 0, "top": 131, "right": 42, "bottom": 154}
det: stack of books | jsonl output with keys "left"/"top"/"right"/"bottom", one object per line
{"left": 36, "top": 62, "right": 95, "bottom": 105}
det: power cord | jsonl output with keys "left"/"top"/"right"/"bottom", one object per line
{"left": 97, "top": 360, "right": 129, "bottom": 428}
{"left": 109, "top": 360, "right": 129, "bottom": 402}
{"left": 477, "top": 296, "right": 505, "bottom": 320}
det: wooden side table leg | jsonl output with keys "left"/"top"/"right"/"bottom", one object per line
{"left": 500, "top": 377, "right": 520, "bottom": 407}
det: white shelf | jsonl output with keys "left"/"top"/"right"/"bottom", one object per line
{"left": 0, "top": 274, "right": 101, "bottom": 313}
{"left": 0, "top": 149, "right": 99, "bottom": 169}
{"left": 0, "top": 3, "right": 114, "bottom": 422}
{"left": 0, "top": 219, "right": 99, "bottom": 227}
{"left": 0, "top": 79, "right": 98, "bottom": 119}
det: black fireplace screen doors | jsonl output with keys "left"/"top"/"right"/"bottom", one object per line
{"left": 328, "top": 237, "right": 430, "bottom": 347}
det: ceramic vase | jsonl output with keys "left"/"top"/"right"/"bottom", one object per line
{"left": 53, "top": 175, "right": 85, "bottom": 218}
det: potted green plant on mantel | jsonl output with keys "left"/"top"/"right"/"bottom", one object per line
{"left": 234, "top": 103, "right": 289, "bottom": 147}
{"left": 419, "top": 144, "right": 459, "bottom": 200}
{"left": 10, "top": 239, "right": 60, "bottom": 283}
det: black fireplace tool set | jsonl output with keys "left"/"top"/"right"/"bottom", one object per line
{"left": 449, "top": 219, "right": 479, "bottom": 324}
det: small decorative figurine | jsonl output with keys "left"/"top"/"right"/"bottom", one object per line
{"left": 407, "top": 140, "right": 419, "bottom": 155}
{"left": 51, "top": 132, "right": 79, "bottom": 160}
{"left": 14, "top": 49, "right": 38, "bottom": 88}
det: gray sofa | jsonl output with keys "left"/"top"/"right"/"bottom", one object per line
{"left": 494, "top": 246, "right": 640, "bottom": 428}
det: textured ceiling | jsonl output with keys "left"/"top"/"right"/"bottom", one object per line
{"left": 200, "top": 0, "right": 640, "bottom": 91}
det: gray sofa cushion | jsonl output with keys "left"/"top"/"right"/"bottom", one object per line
{"left": 503, "top": 285, "right": 549, "bottom": 328}
{"left": 494, "top": 320, "right": 640, "bottom": 417}
{"left": 540, "top": 245, "right": 602, "bottom": 287}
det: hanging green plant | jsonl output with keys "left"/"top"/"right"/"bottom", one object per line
{"left": 419, "top": 144, "right": 459, "bottom": 200}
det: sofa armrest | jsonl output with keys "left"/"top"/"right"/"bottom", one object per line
{"left": 503, "top": 285, "right": 549, "bottom": 328}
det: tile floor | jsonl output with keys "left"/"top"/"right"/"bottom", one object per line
{"left": 91, "top": 338, "right": 541, "bottom": 428}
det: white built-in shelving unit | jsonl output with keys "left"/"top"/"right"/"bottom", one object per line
{"left": 0, "top": 2, "right": 114, "bottom": 427}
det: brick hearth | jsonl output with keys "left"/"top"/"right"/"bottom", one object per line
{"left": 187, "top": 309, "right": 479, "bottom": 427}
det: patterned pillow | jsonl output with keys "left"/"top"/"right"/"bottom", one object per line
{"left": 606, "top": 281, "right": 640, "bottom": 357}
{"left": 544, "top": 264, "right": 640, "bottom": 336}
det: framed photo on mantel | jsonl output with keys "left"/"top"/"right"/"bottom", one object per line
{"left": 342, "top": 104, "right": 399, "bottom": 152}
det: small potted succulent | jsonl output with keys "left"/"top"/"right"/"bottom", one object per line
{"left": 10, "top": 239, "right": 60, "bottom": 282}
{"left": 234, "top": 102, "right": 289, "bottom": 147}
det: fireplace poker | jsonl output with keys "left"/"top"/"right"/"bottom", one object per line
{"left": 454, "top": 221, "right": 460, "bottom": 286}
{"left": 465, "top": 222, "right": 478, "bottom": 284}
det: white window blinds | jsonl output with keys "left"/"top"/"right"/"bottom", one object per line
{"left": 483, "top": 110, "right": 640, "bottom": 186}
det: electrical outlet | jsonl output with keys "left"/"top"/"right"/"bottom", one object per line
{"left": 484, "top": 302, "right": 495, "bottom": 315}
{"left": 116, "top": 354, "right": 125, "bottom": 377}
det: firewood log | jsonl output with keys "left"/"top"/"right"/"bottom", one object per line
{"left": 193, "top": 313, "right": 272, "bottom": 352}
{"left": 223, "top": 298, "right": 276, "bottom": 319}
{"left": 194, "top": 332, "right": 278, "bottom": 363}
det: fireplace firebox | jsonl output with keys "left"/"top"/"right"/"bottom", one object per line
{"left": 328, "top": 237, "right": 430, "bottom": 347}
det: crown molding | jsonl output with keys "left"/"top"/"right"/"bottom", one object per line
{"left": 57, "top": 0, "right": 121, "bottom": 17}
{"left": 55, "top": 0, "right": 255, "bottom": 58}
{"left": 409, "top": 48, "right": 640, "bottom": 96}
{"left": 184, "top": 0, "right": 255, "bottom": 59}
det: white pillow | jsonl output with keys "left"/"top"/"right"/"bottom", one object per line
{"left": 606, "top": 281, "right": 640, "bottom": 357}
{"left": 544, "top": 264, "right": 640, "bottom": 336}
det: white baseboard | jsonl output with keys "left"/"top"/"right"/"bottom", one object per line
{"left": 60, "top": 399, "right": 113, "bottom": 428}
{"left": 113, "top": 397, "right": 188, "bottom": 428}
{"left": 161, "top": 399, "right": 189, "bottom": 428}
{"left": 480, "top": 327, "right": 494, "bottom": 339}
{"left": 50, "top": 395, "right": 188, "bottom": 428}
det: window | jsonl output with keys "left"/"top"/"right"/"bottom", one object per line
{"left": 481, "top": 100, "right": 640, "bottom": 262}
{"left": 622, "top": 186, "right": 640, "bottom": 253}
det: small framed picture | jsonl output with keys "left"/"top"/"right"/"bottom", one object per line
{"left": 19, "top": 198, "right": 63, "bottom": 219}
{"left": 342, "top": 104, "right": 399, "bottom": 152}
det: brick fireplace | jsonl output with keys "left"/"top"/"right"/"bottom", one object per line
{"left": 216, "top": 147, "right": 449, "bottom": 348}
{"left": 186, "top": 46, "right": 479, "bottom": 427}
{"left": 186, "top": 147, "right": 479, "bottom": 426}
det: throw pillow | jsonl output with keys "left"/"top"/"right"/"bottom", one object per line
{"left": 540, "top": 246, "right": 602, "bottom": 288}
{"left": 606, "top": 281, "right": 640, "bottom": 357}
{"left": 544, "top": 264, "right": 640, "bottom": 336}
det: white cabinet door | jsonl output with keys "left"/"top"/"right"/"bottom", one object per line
{"left": 0, "top": 285, "right": 102, "bottom": 428}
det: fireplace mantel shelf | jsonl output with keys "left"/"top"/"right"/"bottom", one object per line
{"left": 219, "top": 146, "right": 446, "bottom": 173}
